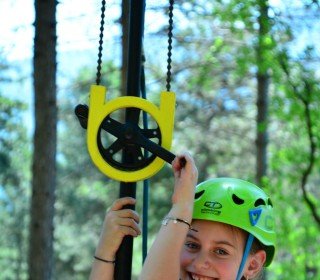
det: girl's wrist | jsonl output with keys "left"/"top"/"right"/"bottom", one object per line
{"left": 95, "top": 246, "right": 117, "bottom": 261}
{"left": 168, "top": 205, "right": 193, "bottom": 222}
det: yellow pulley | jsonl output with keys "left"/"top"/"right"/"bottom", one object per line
{"left": 75, "top": 84, "right": 176, "bottom": 182}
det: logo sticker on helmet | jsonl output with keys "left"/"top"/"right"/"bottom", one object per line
{"left": 201, "top": 201, "right": 223, "bottom": 216}
{"left": 249, "top": 208, "right": 262, "bottom": 226}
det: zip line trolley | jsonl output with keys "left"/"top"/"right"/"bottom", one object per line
{"left": 74, "top": 1, "right": 177, "bottom": 279}
{"left": 75, "top": 0, "right": 178, "bottom": 182}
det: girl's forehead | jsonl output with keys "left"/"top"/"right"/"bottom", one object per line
{"left": 190, "top": 219, "right": 247, "bottom": 245}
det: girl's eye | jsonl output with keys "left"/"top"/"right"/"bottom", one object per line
{"left": 184, "top": 242, "right": 199, "bottom": 250}
{"left": 215, "top": 248, "right": 228, "bottom": 256}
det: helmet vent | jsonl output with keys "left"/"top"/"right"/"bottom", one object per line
{"left": 254, "top": 198, "right": 266, "bottom": 207}
{"left": 268, "top": 198, "right": 273, "bottom": 207}
{"left": 232, "top": 194, "right": 244, "bottom": 205}
{"left": 194, "top": 190, "right": 205, "bottom": 200}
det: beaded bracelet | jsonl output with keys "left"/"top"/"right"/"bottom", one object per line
{"left": 94, "top": 255, "right": 116, "bottom": 264}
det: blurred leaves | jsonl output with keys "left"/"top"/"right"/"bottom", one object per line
{"left": 1, "top": 0, "right": 320, "bottom": 279}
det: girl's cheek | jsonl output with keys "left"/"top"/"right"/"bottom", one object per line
{"left": 180, "top": 252, "right": 191, "bottom": 280}
{"left": 180, "top": 250, "right": 192, "bottom": 267}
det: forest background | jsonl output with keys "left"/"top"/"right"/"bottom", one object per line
{"left": 1, "top": 0, "right": 320, "bottom": 279}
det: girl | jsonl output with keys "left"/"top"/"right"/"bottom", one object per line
{"left": 90, "top": 153, "right": 276, "bottom": 280}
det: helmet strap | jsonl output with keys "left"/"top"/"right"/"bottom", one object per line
{"left": 235, "top": 233, "right": 254, "bottom": 280}
{"left": 236, "top": 208, "right": 263, "bottom": 279}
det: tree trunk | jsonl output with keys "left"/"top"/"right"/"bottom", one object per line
{"left": 255, "top": 0, "right": 270, "bottom": 187}
{"left": 256, "top": 1, "right": 270, "bottom": 279}
{"left": 28, "top": 0, "right": 57, "bottom": 279}
{"left": 256, "top": 72, "right": 269, "bottom": 185}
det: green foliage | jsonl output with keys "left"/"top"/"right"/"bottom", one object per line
{"left": 52, "top": 61, "right": 123, "bottom": 279}
{"left": 1, "top": 0, "right": 320, "bottom": 279}
{"left": 0, "top": 94, "right": 30, "bottom": 280}
{"left": 146, "top": 2, "right": 320, "bottom": 277}
{"left": 269, "top": 54, "right": 320, "bottom": 279}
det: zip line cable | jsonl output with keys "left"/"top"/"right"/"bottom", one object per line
{"left": 141, "top": 51, "right": 150, "bottom": 263}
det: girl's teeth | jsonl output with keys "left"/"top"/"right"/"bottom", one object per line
{"left": 191, "top": 273, "right": 215, "bottom": 280}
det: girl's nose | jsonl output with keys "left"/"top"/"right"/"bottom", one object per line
{"left": 192, "top": 251, "right": 212, "bottom": 270}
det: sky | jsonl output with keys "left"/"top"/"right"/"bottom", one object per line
{"left": 2, "top": 0, "right": 319, "bottom": 63}
{"left": 1, "top": 0, "right": 319, "bottom": 122}
{"left": 0, "top": 0, "right": 169, "bottom": 134}
{"left": 0, "top": 0, "right": 108, "bottom": 133}
{"left": 0, "top": 0, "right": 117, "bottom": 61}
{"left": 0, "top": 0, "right": 168, "bottom": 62}
{"left": 0, "top": 1, "right": 34, "bottom": 61}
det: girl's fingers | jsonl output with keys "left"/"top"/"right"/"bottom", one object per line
{"left": 181, "top": 152, "right": 198, "bottom": 177}
{"left": 116, "top": 217, "right": 141, "bottom": 235}
{"left": 110, "top": 197, "right": 136, "bottom": 211}
{"left": 173, "top": 152, "right": 193, "bottom": 175}
{"left": 118, "top": 225, "right": 141, "bottom": 237}
{"left": 108, "top": 215, "right": 141, "bottom": 237}
{"left": 116, "top": 209, "right": 140, "bottom": 223}
{"left": 181, "top": 152, "right": 193, "bottom": 168}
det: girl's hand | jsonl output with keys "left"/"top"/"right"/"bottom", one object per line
{"left": 94, "top": 197, "right": 141, "bottom": 260}
{"left": 170, "top": 152, "right": 198, "bottom": 218}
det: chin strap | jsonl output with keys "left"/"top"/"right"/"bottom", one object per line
{"left": 236, "top": 208, "right": 263, "bottom": 280}
{"left": 236, "top": 233, "right": 254, "bottom": 280}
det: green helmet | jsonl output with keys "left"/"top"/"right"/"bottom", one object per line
{"left": 192, "top": 178, "right": 276, "bottom": 266}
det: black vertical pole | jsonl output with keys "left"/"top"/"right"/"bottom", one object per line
{"left": 114, "top": 1, "right": 145, "bottom": 280}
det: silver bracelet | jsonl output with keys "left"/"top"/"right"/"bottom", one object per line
{"left": 162, "top": 217, "right": 197, "bottom": 232}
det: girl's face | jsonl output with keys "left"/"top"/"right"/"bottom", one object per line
{"left": 180, "top": 220, "right": 250, "bottom": 280}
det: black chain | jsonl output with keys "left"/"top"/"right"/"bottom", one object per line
{"left": 96, "top": 1, "right": 173, "bottom": 89}
{"left": 96, "top": 0, "right": 106, "bottom": 85}
{"left": 166, "top": 0, "right": 174, "bottom": 92}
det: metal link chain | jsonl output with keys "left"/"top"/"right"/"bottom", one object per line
{"left": 96, "top": 0, "right": 106, "bottom": 85}
{"left": 166, "top": 0, "right": 174, "bottom": 92}
{"left": 95, "top": 0, "right": 174, "bottom": 90}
